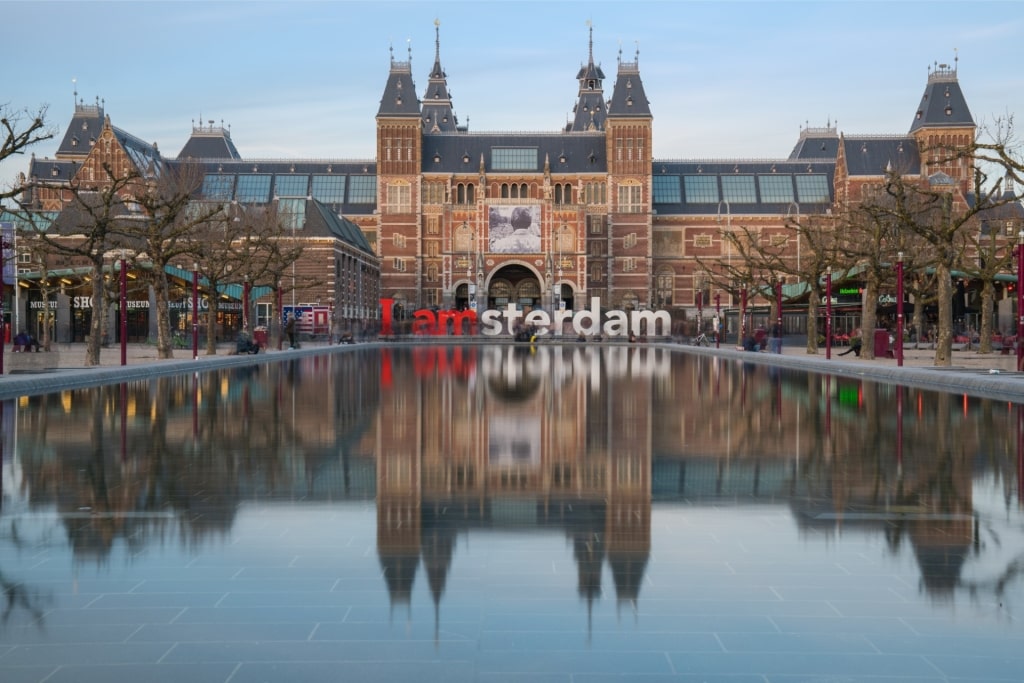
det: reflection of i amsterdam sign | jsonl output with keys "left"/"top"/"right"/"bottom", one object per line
{"left": 380, "top": 296, "right": 672, "bottom": 338}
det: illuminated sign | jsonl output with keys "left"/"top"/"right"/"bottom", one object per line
{"left": 380, "top": 297, "right": 672, "bottom": 338}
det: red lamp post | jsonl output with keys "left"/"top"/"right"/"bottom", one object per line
{"left": 740, "top": 285, "right": 748, "bottom": 347}
{"left": 0, "top": 233, "right": 6, "bottom": 375}
{"left": 825, "top": 266, "right": 832, "bottom": 360}
{"left": 192, "top": 263, "right": 199, "bottom": 360}
{"left": 242, "top": 275, "right": 250, "bottom": 333}
{"left": 775, "top": 280, "right": 783, "bottom": 354}
{"left": 120, "top": 254, "right": 127, "bottom": 366}
{"left": 1017, "top": 232, "right": 1024, "bottom": 371}
{"left": 895, "top": 252, "right": 904, "bottom": 367}
{"left": 276, "top": 282, "right": 284, "bottom": 351}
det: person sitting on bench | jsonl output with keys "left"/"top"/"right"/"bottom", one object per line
{"left": 13, "top": 330, "right": 42, "bottom": 352}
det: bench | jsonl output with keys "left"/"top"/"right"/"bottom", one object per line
{"left": 4, "top": 349, "right": 60, "bottom": 374}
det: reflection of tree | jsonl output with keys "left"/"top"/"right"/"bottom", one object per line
{"left": 12, "top": 363, "right": 378, "bottom": 567}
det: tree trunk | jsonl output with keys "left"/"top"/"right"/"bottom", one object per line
{"left": 978, "top": 280, "right": 995, "bottom": 354}
{"left": 205, "top": 296, "right": 220, "bottom": 355}
{"left": 154, "top": 274, "right": 175, "bottom": 359}
{"left": 40, "top": 286, "right": 53, "bottom": 351}
{"left": 86, "top": 261, "right": 105, "bottom": 366}
{"left": 806, "top": 285, "right": 820, "bottom": 354}
{"left": 861, "top": 274, "right": 879, "bottom": 360}
{"left": 933, "top": 264, "right": 953, "bottom": 366}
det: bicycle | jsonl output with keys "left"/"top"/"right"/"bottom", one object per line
{"left": 690, "top": 332, "right": 710, "bottom": 347}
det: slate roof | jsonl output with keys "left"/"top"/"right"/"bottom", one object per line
{"left": 788, "top": 126, "right": 840, "bottom": 160}
{"left": 307, "top": 199, "right": 375, "bottom": 256}
{"left": 908, "top": 63, "right": 974, "bottom": 133}
{"left": 376, "top": 50, "right": 421, "bottom": 119}
{"left": 55, "top": 100, "right": 106, "bottom": 160}
{"left": 177, "top": 123, "right": 242, "bottom": 160}
{"left": 606, "top": 56, "right": 651, "bottom": 119}
{"left": 49, "top": 101, "right": 162, "bottom": 180}
{"left": 420, "top": 132, "right": 607, "bottom": 175}
{"left": 841, "top": 136, "right": 920, "bottom": 176}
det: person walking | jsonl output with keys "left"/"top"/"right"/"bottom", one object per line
{"left": 835, "top": 335, "right": 860, "bottom": 360}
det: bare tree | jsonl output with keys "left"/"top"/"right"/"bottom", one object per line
{"left": 838, "top": 183, "right": 940, "bottom": 360}
{"left": 883, "top": 160, "right": 1019, "bottom": 366}
{"left": 130, "top": 163, "right": 225, "bottom": 358}
{"left": 36, "top": 164, "right": 140, "bottom": 365}
{"left": 1, "top": 104, "right": 56, "bottom": 203}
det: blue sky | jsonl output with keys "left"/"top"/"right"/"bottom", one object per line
{"left": 2, "top": 0, "right": 1023, "bottom": 191}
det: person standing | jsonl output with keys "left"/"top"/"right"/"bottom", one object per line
{"left": 769, "top": 321, "right": 783, "bottom": 354}
{"left": 285, "top": 315, "right": 297, "bottom": 349}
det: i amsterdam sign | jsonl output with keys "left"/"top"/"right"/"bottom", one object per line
{"left": 381, "top": 296, "right": 672, "bottom": 338}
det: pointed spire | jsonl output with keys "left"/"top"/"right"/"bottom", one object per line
{"left": 569, "top": 21, "right": 607, "bottom": 132}
{"left": 422, "top": 19, "right": 458, "bottom": 133}
{"left": 434, "top": 18, "right": 441, "bottom": 67}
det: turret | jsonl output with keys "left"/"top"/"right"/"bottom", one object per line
{"left": 567, "top": 23, "right": 607, "bottom": 132}
{"left": 421, "top": 20, "right": 460, "bottom": 134}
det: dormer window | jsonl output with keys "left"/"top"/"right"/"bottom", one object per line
{"left": 71, "top": 136, "right": 78, "bottom": 147}
{"left": 916, "top": 110, "right": 923, "bottom": 119}
{"left": 81, "top": 121, "right": 88, "bottom": 130}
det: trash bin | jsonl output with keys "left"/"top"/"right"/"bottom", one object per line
{"left": 253, "top": 327, "right": 268, "bottom": 348}
{"left": 873, "top": 329, "right": 890, "bottom": 358}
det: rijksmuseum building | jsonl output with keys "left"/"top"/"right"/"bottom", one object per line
{"left": 14, "top": 26, "right": 987, "bottom": 339}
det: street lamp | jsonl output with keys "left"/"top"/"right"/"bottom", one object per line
{"left": 740, "top": 283, "right": 748, "bottom": 347}
{"left": 1017, "top": 231, "right": 1024, "bottom": 371}
{"left": 714, "top": 293, "right": 721, "bottom": 348}
{"left": 896, "top": 252, "right": 904, "bottom": 367}
{"left": 192, "top": 262, "right": 199, "bottom": 360}
{"left": 825, "top": 266, "right": 832, "bottom": 360}
{"left": 243, "top": 274, "right": 250, "bottom": 333}
{"left": 119, "top": 252, "right": 127, "bottom": 366}
{"left": 0, "top": 230, "right": 7, "bottom": 375}
{"left": 775, "top": 280, "right": 783, "bottom": 354}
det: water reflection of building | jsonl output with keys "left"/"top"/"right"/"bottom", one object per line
{"left": 4, "top": 347, "right": 1022, "bottom": 620}
{"left": 376, "top": 345, "right": 654, "bottom": 628}
{"left": 6, "top": 351, "right": 382, "bottom": 563}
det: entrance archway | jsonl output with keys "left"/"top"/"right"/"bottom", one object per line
{"left": 486, "top": 263, "right": 542, "bottom": 310}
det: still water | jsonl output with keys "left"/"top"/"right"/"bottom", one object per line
{"left": 2, "top": 344, "right": 1023, "bottom": 683}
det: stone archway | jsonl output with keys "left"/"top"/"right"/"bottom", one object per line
{"left": 486, "top": 263, "right": 543, "bottom": 309}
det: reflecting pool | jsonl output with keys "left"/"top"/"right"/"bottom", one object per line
{"left": 2, "top": 345, "right": 1024, "bottom": 683}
